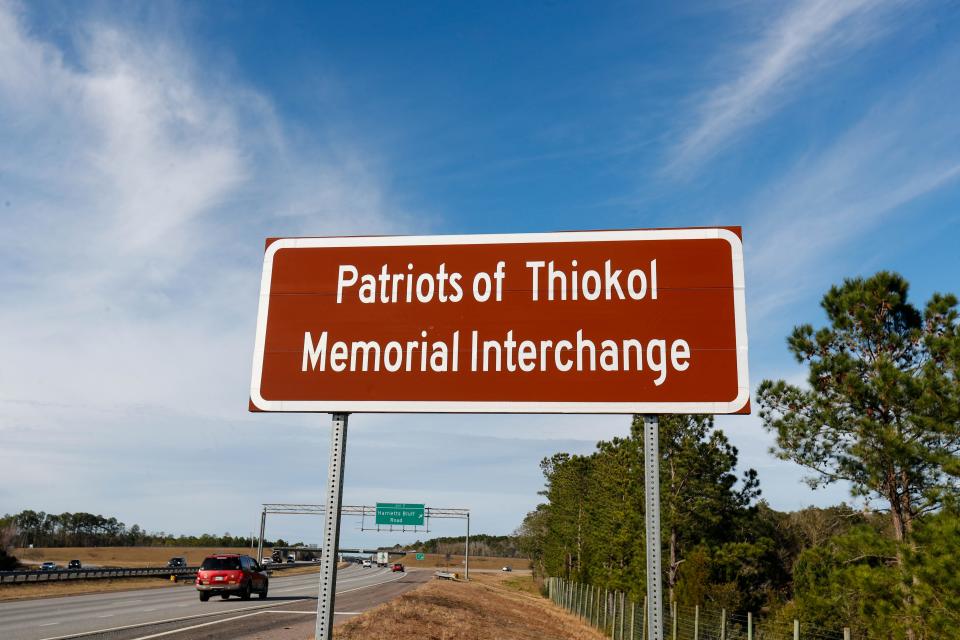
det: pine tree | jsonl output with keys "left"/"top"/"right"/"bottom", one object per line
{"left": 757, "top": 272, "right": 960, "bottom": 639}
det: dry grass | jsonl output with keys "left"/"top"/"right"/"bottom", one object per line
{"left": 14, "top": 547, "right": 268, "bottom": 568}
{"left": 0, "top": 577, "right": 193, "bottom": 602}
{"left": 333, "top": 571, "right": 605, "bottom": 640}
{"left": 389, "top": 552, "right": 528, "bottom": 572}
{"left": 0, "top": 555, "right": 342, "bottom": 602}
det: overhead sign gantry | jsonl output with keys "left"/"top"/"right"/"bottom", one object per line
{"left": 249, "top": 228, "right": 749, "bottom": 640}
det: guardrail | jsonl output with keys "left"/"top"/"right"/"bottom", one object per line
{"left": 434, "top": 571, "right": 459, "bottom": 580}
{"left": 0, "top": 561, "right": 313, "bottom": 585}
{"left": 0, "top": 566, "right": 198, "bottom": 584}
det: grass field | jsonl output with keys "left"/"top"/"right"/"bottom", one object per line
{"left": 14, "top": 547, "right": 268, "bottom": 568}
{"left": 384, "top": 552, "right": 529, "bottom": 571}
{"left": 14, "top": 548, "right": 528, "bottom": 571}
{"left": 333, "top": 571, "right": 604, "bottom": 639}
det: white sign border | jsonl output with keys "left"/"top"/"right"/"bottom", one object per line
{"left": 250, "top": 228, "right": 749, "bottom": 414}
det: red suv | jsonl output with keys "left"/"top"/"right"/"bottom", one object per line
{"left": 196, "top": 554, "right": 268, "bottom": 601}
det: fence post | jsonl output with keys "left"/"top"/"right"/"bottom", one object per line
{"left": 610, "top": 591, "right": 623, "bottom": 640}
{"left": 623, "top": 592, "right": 628, "bottom": 640}
{"left": 631, "top": 600, "right": 636, "bottom": 640}
{"left": 620, "top": 592, "right": 627, "bottom": 640}
{"left": 720, "top": 609, "right": 726, "bottom": 640}
{"left": 694, "top": 605, "right": 699, "bottom": 640}
{"left": 642, "top": 597, "right": 648, "bottom": 640}
{"left": 748, "top": 612, "right": 753, "bottom": 640}
{"left": 588, "top": 585, "right": 592, "bottom": 627}
{"left": 794, "top": 619, "right": 800, "bottom": 640}
{"left": 604, "top": 589, "right": 609, "bottom": 632}
{"left": 844, "top": 628, "right": 851, "bottom": 640}
{"left": 671, "top": 601, "right": 677, "bottom": 640}
{"left": 610, "top": 591, "right": 620, "bottom": 640}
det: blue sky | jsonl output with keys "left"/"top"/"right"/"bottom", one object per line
{"left": 1, "top": 1, "right": 959, "bottom": 547}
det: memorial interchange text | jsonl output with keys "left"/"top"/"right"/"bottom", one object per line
{"left": 301, "top": 259, "right": 692, "bottom": 386}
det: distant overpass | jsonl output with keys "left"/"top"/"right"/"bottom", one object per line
{"left": 268, "top": 546, "right": 407, "bottom": 561}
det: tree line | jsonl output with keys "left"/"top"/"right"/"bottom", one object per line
{"left": 518, "top": 273, "right": 959, "bottom": 640}
{"left": 389, "top": 533, "right": 523, "bottom": 558}
{"left": 0, "top": 510, "right": 291, "bottom": 549}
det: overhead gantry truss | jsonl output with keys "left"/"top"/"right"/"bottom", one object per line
{"left": 256, "top": 503, "right": 472, "bottom": 578}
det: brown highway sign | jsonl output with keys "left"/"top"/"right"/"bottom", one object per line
{"left": 249, "top": 228, "right": 748, "bottom": 413}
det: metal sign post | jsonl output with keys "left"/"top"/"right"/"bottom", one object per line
{"left": 643, "top": 414, "right": 663, "bottom": 640}
{"left": 316, "top": 413, "right": 348, "bottom": 640}
{"left": 256, "top": 508, "right": 266, "bottom": 563}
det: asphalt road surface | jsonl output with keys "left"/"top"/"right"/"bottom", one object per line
{"left": 1, "top": 565, "right": 428, "bottom": 640}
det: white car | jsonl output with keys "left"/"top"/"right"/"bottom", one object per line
{"left": 362, "top": 560, "right": 372, "bottom": 568}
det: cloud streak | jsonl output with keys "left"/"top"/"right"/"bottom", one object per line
{"left": 743, "top": 55, "right": 960, "bottom": 321}
{"left": 667, "top": 0, "right": 895, "bottom": 174}
{"left": 0, "top": 2, "right": 411, "bottom": 532}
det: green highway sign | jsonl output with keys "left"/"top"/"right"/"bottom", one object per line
{"left": 416, "top": 553, "right": 425, "bottom": 560}
{"left": 375, "top": 503, "right": 425, "bottom": 526}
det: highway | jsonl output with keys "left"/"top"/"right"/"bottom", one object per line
{"left": 1, "top": 564, "right": 428, "bottom": 640}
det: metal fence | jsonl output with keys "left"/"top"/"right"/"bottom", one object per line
{"left": 546, "top": 577, "right": 854, "bottom": 640}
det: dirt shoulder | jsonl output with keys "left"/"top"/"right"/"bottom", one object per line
{"left": 333, "top": 571, "right": 605, "bottom": 640}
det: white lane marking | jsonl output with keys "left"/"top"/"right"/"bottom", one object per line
{"left": 122, "top": 610, "right": 268, "bottom": 640}
{"left": 38, "top": 569, "right": 410, "bottom": 640}
{"left": 262, "top": 610, "right": 316, "bottom": 614}
{"left": 37, "top": 601, "right": 303, "bottom": 640}
{"left": 38, "top": 622, "right": 60, "bottom": 627}
{"left": 97, "top": 614, "right": 114, "bottom": 618}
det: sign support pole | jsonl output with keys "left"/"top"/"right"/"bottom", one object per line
{"left": 257, "top": 508, "right": 267, "bottom": 563}
{"left": 465, "top": 512, "right": 470, "bottom": 581}
{"left": 316, "top": 412, "right": 349, "bottom": 640}
{"left": 643, "top": 414, "right": 663, "bottom": 640}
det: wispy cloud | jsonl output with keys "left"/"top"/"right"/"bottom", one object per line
{"left": 743, "top": 52, "right": 960, "bottom": 321}
{"left": 667, "top": 0, "right": 896, "bottom": 174}
{"left": 0, "top": 3, "right": 411, "bottom": 530}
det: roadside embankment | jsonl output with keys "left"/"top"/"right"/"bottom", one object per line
{"left": 333, "top": 571, "right": 605, "bottom": 639}
{"left": 384, "top": 552, "right": 527, "bottom": 571}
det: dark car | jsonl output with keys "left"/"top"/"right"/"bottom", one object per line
{"left": 68, "top": 560, "right": 82, "bottom": 569}
{"left": 196, "top": 554, "right": 268, "bottom": 602}
{"left": 391, "top": 563, "right": 405, "bottom": 573}
{"left": 167, "top": 557, "right": 187, "bottom": 568}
